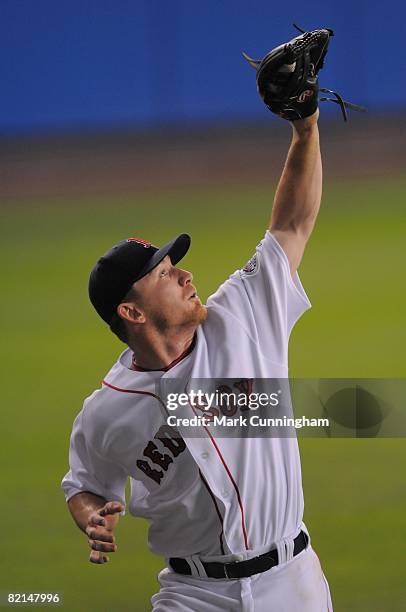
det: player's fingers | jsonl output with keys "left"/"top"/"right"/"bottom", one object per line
{"left": 99, "top": 501, "right": 124, "bottom": 516}
{"left": 85, "top": 527, "right": 114, "bottom": 543}
{"left": 88, "top": 539, "right": 117, "bottom": 553}
{"left": 88, "top": 512, "right": 106, "bottom": 527}
{"left": 89, "top": 550, "right": 109, "bottom": 564}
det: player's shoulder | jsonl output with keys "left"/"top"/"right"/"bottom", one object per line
{"left": 258, "top": 229, "right": 291, "bottom": 264}
{"left": 238, "top": 230, "right": 301, "bottom": 291}
{"left": 80, "top": 349, "right": 138, "bottom": 424}
{"left": 81, "top": 349, "right": 128, "bottom": 402}
{"left": 206, "top": 231, "right": 283, "bottom": 302}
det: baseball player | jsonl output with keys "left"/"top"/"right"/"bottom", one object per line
{"left": 62, "top": 29, "right": 339, "bottom": 611}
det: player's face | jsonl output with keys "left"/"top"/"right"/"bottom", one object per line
{"left": 133, "top": 256, "right": 207, "bottom": 331}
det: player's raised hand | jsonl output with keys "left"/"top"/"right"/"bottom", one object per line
{"left": 85, "top": 501, "right": 124, "bottom": 564}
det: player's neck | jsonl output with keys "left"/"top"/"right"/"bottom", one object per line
{"left": 128, "top": 327, "right": 197, "bottom": 371}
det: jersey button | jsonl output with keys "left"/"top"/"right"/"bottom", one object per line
{"left": 201, "top": 452, "right": 209, "bottom": 459}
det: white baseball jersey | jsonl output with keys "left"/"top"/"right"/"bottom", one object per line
{"left": 62, "top": 230, "right": 311, "bottom": 562}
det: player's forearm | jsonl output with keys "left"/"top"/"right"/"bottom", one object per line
{"left": 270, "top": 117, "right": 322, "bottom": 239}
{"left": 67, "top": 491, "right": 107, "bottom": 533}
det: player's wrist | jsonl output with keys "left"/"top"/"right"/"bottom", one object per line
{"left": 291, "top": 110, "right": 319, "bottom": 134}
{"left": 291, "top": 112, "right": 319, "bottom": 140}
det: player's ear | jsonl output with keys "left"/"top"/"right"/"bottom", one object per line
{"left": 116, "top": 302, "right": 146, "bottom": 325}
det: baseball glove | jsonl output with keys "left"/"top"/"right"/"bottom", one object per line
{"left": 243, "top": 25, "right": 367, "bottom": 122}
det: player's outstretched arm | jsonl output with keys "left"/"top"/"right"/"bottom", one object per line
{"left": 269, "top": 110, "right": 322, "bottom": 276}
{"left": 68, "top": 492, "right": 124, "bottom": 564}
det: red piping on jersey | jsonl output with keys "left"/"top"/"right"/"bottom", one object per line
{"left": 203, "top": 426, "right": 250, "bottom": 550}
{"left": 199, "top": 469, "right": 225, "bottom": 556}
{"left": 187, "top": 394, "right": 250, "bottom": 551}
{"left": 101, "top": 380, "right": 169, "bottom": 415}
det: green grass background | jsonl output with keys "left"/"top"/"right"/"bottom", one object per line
{"left": 1, "top": 176, "right": 405, "bottom": 611}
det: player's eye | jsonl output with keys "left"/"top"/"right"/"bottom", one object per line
{"left": 159, "top": 269, "right": 169, "bottom": 277}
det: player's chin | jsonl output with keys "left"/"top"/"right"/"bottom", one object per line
{"left": 187, "top": 301, "right": 207, "bottom": 325}
{"left": 196, "top": 303, "right": 208, "bottom": 323}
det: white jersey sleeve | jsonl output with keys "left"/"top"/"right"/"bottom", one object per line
{"left": 61, "top": 407, "right": 127, "bottom": 505}
{"left": 207, "top": 230, "right": 311, "bottom": 365}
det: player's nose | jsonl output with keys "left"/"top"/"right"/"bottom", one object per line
{"left": 178, "top": 269, "right": 193, "bottom": 286}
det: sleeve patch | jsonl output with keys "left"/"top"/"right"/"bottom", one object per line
{"left": 241, "top": 253, "right": 260, "bottom": 276}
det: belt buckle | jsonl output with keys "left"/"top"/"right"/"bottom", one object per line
{"left": 223, "top": 561, "right": 237, "bottom": 579}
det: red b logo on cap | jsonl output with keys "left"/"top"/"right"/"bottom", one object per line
{"left": 127, "top": 237, "right": 151, "bottom": 248}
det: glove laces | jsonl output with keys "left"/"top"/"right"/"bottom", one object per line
{"left": 319, "top": 88, "right": 368, "bottom": 122}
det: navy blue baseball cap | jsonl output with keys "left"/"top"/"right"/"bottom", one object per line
{"left": 88, "top": 234, "right": 191, "bottom": 324}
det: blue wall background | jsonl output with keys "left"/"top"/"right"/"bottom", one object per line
{"left": 1, "top": 0, "right": 403, "bottom": 134}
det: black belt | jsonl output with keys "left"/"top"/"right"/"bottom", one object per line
{"left": 169, "top": 530, "right": 308, "bottom": 580}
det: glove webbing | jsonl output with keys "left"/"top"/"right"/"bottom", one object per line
{"left": 292, "top": 24, "right": 367, "bottom": 121}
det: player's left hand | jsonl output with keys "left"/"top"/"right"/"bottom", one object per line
{"left": 85, "top": 501, "right": 124, "bottom": 564}
{"left": 243, "top": 26, "right": 367, "bottom": 122}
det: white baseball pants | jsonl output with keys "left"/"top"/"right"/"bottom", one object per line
{"left": 151, "top": 546, "right": 332, "bottom": 612}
